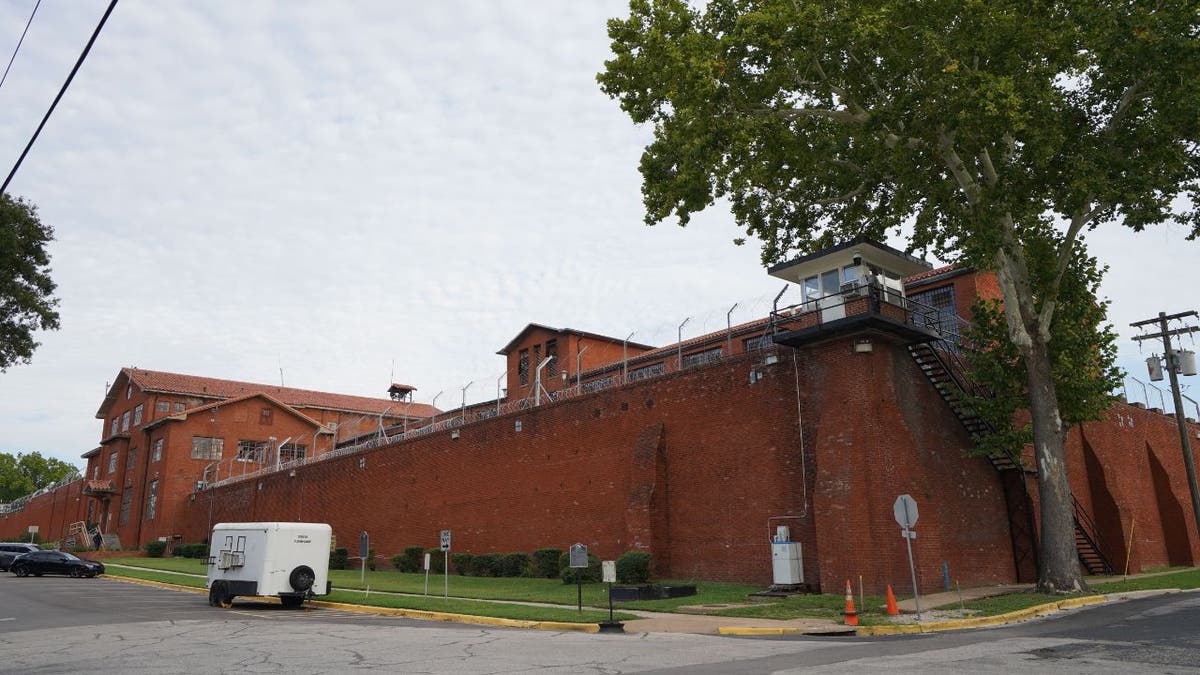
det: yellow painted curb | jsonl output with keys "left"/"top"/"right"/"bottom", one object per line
{"left": 718, "top": 626, "right": 802, "bottom": 636}
{"left": 856, "top": 594, "right": 1109, "bottom": 636}
{"left": 103, "top": 573, "right": 599, "bottom": 632}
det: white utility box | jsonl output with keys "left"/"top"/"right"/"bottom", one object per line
{"left": 206, "top": 522, "right": 332, "bottom": 609}
{"left": 771, "top": 526, "right": 803, "bottom": 585}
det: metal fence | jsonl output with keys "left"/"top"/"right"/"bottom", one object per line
{"left": 0, "top": 471, "right": 82, "bottom": 515}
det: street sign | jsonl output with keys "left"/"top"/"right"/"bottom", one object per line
{"left": 440, "top": 529, "right": 451, "bottom": 552}
{"left": 569, "top": 543, "right": 588, "bottom": 568}
{"left": 359, "top": 531, "right": 369, "bottom": 559}
{"left": 602, "top": 560, "right": 616, "bottom": 584}
{"left": 893, "top": 494, "right": 922, "bottom": 622}
{"left": 893, "top": 494, "right": 919, "bottom": 529}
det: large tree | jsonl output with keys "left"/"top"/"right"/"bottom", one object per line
{"left": 599, "top": 0, "right": 1198, "bottom": 592}
{"left": 0, "top": 451, "right": 78, "bottom": 502}
{"left": 0, "top": 194, "right": 60, "bottom": 371}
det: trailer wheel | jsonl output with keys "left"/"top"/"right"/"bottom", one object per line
{"left": 288, "top": 565, "right": 315, "bottom": 592}
{"left": 280, "top": 595, "right": 304, "bottom": 609}
{"left": 208, "top": 581, "right": 233, "bottom": 608}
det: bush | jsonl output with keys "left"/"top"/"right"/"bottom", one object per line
{"left": 393, "top": 545, "right": 425, "bottom": 573}
{"left": 469, "top": 553, "right": 503, "bottom": 577}
{"left": 366, "top": 548, "right": 377, "bottom": 571}
{"left": 330, "top": 547, "right": 349, "bottom": 570}
{"left": 144, "top": 541, "right": 167, "bottom": 558}
{"left": 171, "top": 542, "right": 207, "bottom": 559}
{"left": 426, "top": 548, "right": 446, "bottom": 574}
{"left": 559, "top": 551, "right": 602, "bottom": 584}
{"left": 500, "top": 552, "right": 531, "bottom": 578}
{"left": 532, "top": 548, "right": 562, "bottom": 578}
{"left": 450, "top": 553, "right": 474, "bottom": 576}
{"left": 616, "top": 551, "right": 652, "bottom": 584}
{"left": 189, "top": 543, "right": 209, "bottom": 559}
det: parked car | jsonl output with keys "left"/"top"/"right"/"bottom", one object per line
{"left": 0, "top": 543, "right": 41, "bottom": 571}
{"left": 9, "top": 550, "right": 105, "bottom": 578}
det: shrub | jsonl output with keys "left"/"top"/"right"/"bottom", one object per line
{"left": 450, "top": 553, "right": 474, "bottom": 576}
{"left": 366, "top": 548, "right": 377, "bottom": 571}
{"left": 189, "top": 543, "right": 209, "bottom": 559}
{"left": 470, "top": 553, "right": 503, "bottom": 577}
{"left": 532, "top": 548, "right": 562, "bottom": 578}
{"left": 500, "top": 552, "right": 531, "bottom": 578}
{"left": 559, "top": 551, "right": 602, "bottom": 584}
{"left": 144, "top": 541, "right": 167, "bottom": 558}
{"left": 171, "top": 543, "right": 207, "bottom": 559}
{"left": 330, "top": 547, "right": 349, "bottom": 570}
{"left": 616, "top": 551, "right": 652, "bottom": 584}
{"left": 393, "top": 545, "right": 425, "bottom": 573}
{"left": 426, "top": 548, "right": 446, "bottom": 574}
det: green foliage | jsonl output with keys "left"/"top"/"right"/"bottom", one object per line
{"left": 470, "top": 553, "right": 503, "bottom": 577}
{"left": 366, "top": 548, "right": 377, "bottom": 571}
{"left": 559, "top": 551, "right": 602, "bottom": 584}
{"left": 450, "top": 552, "right": 474, "bottom": 575}
{"left": 171, "top": 543, "right": 207, "bottom": 558}
{"left": 144, "top": 541, "right": 167, "bottom": 558}
{"left": 962, "top": 234, "right": 1122, "bottom": 460}
{"left": 0, "top": 194, "right": 61, "bottom": 372}
{"left": 532, "top": 548, "right": 562, "bottom": 578}
{"left": 616, "top": 551, "right": 653, "bottom": 584}
{"left": 393, "top": 545, "right": 425, "bottom": 573}
{"left": 330, "top": 547, "right": 349, "bottom": 570}
{"left": 426, "top": 548, "right": 446, "bottom": 574}
{"left": 0, "top": 451, "right": 79, "bottom": 502}
{"left": 499, "top": 553, "right": 531, "bottom": 578}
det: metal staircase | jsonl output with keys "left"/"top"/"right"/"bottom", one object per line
{"left": 907, "top": 327, "right": 1117, "bottom": 581}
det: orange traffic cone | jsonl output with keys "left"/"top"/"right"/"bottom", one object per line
{"left": 842, "top": 579, "right": 859, "bottom": 626}
{"left": 885, "top": 584, "right": 900, "bottom": 616}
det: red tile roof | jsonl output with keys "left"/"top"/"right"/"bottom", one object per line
{"left": 122, "top": 369, "right": 439, "bottom": 418}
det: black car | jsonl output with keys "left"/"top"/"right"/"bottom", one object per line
{"left": 9, "top": 550, "right": 105, "bottom": 578}
{"left": 0, "top": 543, "right": 41, "bottom": 571}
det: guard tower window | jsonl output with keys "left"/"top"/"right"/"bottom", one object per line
{"left": 518, "top": 349, "right": 530, "bottom": 386}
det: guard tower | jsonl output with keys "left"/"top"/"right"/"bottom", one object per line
{"left": 766, "top": 237, "right": 939, "bottom": 346}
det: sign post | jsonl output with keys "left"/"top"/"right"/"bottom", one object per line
{"left": 359, "top": 531, "right": 369, "bottom": 586}
{"left": 598, "top": 559, "right": 624, "bottom": 632}
{"left": 423, "top": 552, "right": 431, "bottom": 596}
{"left": 27, "top": 525, "right": 38, "bottom": 544}
{"left": 569, "top": 543, "right": 588, "bottom": 612}
{"left": 893, "top": 494, "right": 921, "bottom": 621}
{"left": 440, "top": 529, "right": 451, "bottom": 600}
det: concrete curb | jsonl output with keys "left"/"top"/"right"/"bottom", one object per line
{"left": 855, "top": 594, "right": 1109, "bottom": 635}
{"left": 103, "top": 573, "right": 600, "bottom": 633}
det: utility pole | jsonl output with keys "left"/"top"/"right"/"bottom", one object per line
{"left": 1131, "top": 310, "right": 1200, "bottom": 539}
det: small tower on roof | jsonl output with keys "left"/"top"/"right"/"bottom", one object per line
{"left": 387, "top": 383, "right": 416, "bottom": 402}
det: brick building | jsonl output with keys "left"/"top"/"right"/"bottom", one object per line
{"left": 2, "top": 238, "right": 1197, "bottom": 594}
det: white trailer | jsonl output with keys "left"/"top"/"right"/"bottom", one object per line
{"left": 206, "top": 522, "right": 332, "bottom": 609}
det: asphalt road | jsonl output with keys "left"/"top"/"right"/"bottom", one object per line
{"left": 0, "top": 574, "right": 1197, "bottom": 674}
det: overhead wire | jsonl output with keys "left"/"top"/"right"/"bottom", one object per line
{"left": 1, "top": 0, "right": 118, "bottom": 195}
{"left": 0, "top": 0, "right": 42, "bottom": 92}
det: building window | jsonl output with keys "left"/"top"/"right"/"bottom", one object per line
{"left": 146, "top": 480, "right": 158, "bottom": 521}
{"left": 110, "top": 418, "right": 118, "bottom": 437}
{"left": 236, "top": 440, "right": 267, "bottom": 463}
{"left": 582, "top": 376, "right": 614, "bottom": 393}
{"left": 92, "top": 466, "right": 99, "bottom": 480}
{"left": 126, "top": 447, "right": 138, "bottom": 471}
{"left": 107, "top": 452, "right": 118, "bottom": 474}
{"left": 518, "top": 349, "right": 530, "bottom": 386}
{"left": 133, "top": 404, "right": 144, "bottom": 427}
{"left": 260, "top": 408, "right": 273, "bottom": 425}
{"left": 119, "top": 490, "right": 132, "bottom": 526}
{"left": 546, "top": 340, "right": 558, "bottom": 377}
{"left": 682, "top": 347, "right": 723, "bottom": 369}
{"left": 908, "top": 285, "right": 959, "bottom": 338}
{"left": 156, "top": 401, "right": 169, "bottom": 413}
{"left": 279, "top": 443, "right": 307, "bottom": 464}
{"left": 744, "top": 335, "right": 770, "bottom": 352}
{"left": 121, "top": 411, "right": 130, "bottom": 432}
{"left": 628, "top": 363, "right": 665, "bottom": 382}
{"left": 126, "top": 385, "right": 132, "bottom": 399}
{"left": 152, "top": 438, "right": 163, "bottom": 462}
{"left": 173, "top": 402, "right": 185, "bottom": 413}
{"left": 191, "top": 437, "right": 223, "bottom": 460}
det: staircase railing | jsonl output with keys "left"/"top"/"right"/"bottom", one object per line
{"left": 1072, "top": 495, "right": 1115, "bottom": 575}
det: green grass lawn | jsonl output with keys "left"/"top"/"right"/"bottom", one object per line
{"left": 1093, "top": 567, "right": 1200, "bottom": 593}
{"left": 707, "top": 593, "right": 886, "bottom": 621}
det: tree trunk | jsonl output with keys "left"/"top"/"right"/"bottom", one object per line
{"left": 1022, "top": 338, "right": 1086, "bottom": 593}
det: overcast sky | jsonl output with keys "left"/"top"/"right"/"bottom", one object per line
{"left": 0, "top": 1, "right": 1195, "bottom": 471}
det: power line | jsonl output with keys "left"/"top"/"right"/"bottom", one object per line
{"left": 0, "top": 0, "right": 42, "bottom": 92}
{"left": 1, "top": 0, "right": 118, "bottom": 196}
